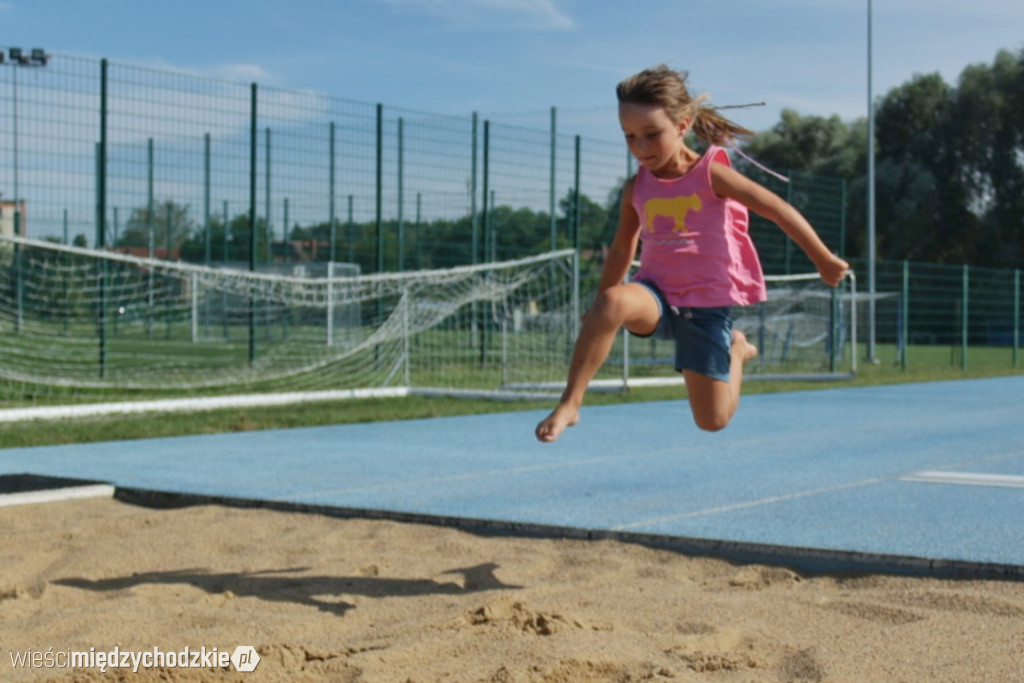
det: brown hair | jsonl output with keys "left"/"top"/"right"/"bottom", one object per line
{"left": 616, "top": 65, "right": 753, "bottom": 146}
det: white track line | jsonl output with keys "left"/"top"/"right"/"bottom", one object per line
{"left": 899, "top": 471, "right": 1024, "bottom": 489}
{"left": 612, "top": 476, "right": 887, "bottom": 531}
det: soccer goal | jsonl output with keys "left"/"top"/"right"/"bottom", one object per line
{"left": 0, "top": 235, "right": 579, "bottom": 401}
{"left": 599, "top": 271, "right": 858, "bottom": 389}
{"left": 0, "top": 235, "right": 854, "bottom": 407}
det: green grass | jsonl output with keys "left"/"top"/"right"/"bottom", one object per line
{"left": 0, "top": 341, "right": 1020, "bottom": 449}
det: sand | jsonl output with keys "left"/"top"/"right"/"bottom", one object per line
{"left": 2, "top": 496, "right": 1024, "bottom": 682}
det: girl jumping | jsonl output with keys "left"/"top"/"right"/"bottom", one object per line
{"left": 536, "top": 65, "right": 849, "bottom": 443}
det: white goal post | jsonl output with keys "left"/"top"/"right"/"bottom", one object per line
{"left": 0, "top": 235, "right": 854, "bottom": 407}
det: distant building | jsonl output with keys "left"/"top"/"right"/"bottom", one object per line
{"left": 0, "top": 200, "right": 27, "bottom": 239}
{"left": 114, "top": 246, "right": 181, "bottom": 260}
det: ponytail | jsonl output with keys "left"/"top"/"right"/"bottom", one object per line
{"left": 690, "top": 107, "right": 754, "bottom": 147}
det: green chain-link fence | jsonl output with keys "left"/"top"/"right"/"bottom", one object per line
{"left": 1, "top": 50, "right": 1018, "bottom": 403}
{"left": 2, "top": 52, "right": 846, "bottom": 275}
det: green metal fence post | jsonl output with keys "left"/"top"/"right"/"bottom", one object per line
{"left": 147, "top": 138, "right": 155, "bottom": 339}
{"left": 222, "top": 200, "right": 228, "bottom": 263}
{"left": 248, "top": 82, "right": 258, "bottom": 365}
{"left": 573, "top": 135, "right": 582, "bottom": 328}
{"left": 829, "top": 282, "right": 838, "bottom": 374}
{"left": 489, "top": 189, "right": 496, "bottom": 262}
{"left": 471, "top": 112, "right": 479, "bottom": 266}
{"left": 204, "top": 133, "right": 211, "bottom": 265}
{"left": 839, "top": 178, "right": 847, "bottom": 259}
{"left": 1014, "top": 269, "right": 1020, "bottom": 367}
{"left": 346, "top": 195, "right": 354, "bottom": 264}
{"left": 482, "top": 121, "right": 490, "bottom": 262}
{"left": 375, "top": 103, "right": 383, "bottom": 274}
{"left": 901, "top": 260, "right": 909, "bottom": 370}
{"left": 398, "top": 116, "right": 405, "bottom": 271}
{"left": 572, "top": 135, "right": 581, "bottom": 253}
{"left": 221, "top": 200, "right": 229, "bottom": 340}
{"left": 264, "top": 127, "right": 272, "bottom": 263}
{"left": 165, "top": 202, "right": 173, "bottom": 339}
{"left": 549, "top": 106, "right": 556, "bottom": 252}
{"left": 283, "top": 198, "right": 289, "bottom": 253}
{"left": 13, "top": 205, "right": 22, "bottom": 334}
{"left": 480, "top": 120, "right": 491, "bottom": 365}
{"left": 111, "top": 206, "right": 118, "bottom": 337}
{"left": 961, "top": 264, "right": 969, "bottom": 371}
{"left": 784, "top": 174, "right": 794, "bottom": 274}
{"left": 62, "top": 208, "right": 69, "bottom": 333}
{"left": 96, "top": 58, "right": 108, "bottom": 378}
{"left": 415, "top": 191, "right": 422, "bottom": 269}
{"left": 329, "top": 121, "right": 336, "bottom": 263}
{"left": 374, "top": 104, "right": 384, "bottom": 367}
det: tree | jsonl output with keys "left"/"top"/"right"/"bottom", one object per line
{"left": 743, "top": 109, "right": 862, "bottom": 179}
{"left": 954, "top": 49, "right": 1024, "bottom": 267}
{"left": 558, "top": 188, "right": 614, "bottom": 251}
{"left": 118, "top": 200, "right": 195, "bottom": 253}
{"left": 873, "top": 72, "right": 973, "bottom": 263}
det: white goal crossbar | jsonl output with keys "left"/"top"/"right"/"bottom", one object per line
{"left": 0, "top": 234, "right": 855, "bottom": 413}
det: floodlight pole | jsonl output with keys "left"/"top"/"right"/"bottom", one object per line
{"left": 4, "top": 48, "right": 50, "bottom": 335}
{"left": 866, "top": 1, "right": 878, "bottom": 362}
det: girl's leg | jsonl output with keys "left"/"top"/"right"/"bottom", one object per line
{"left": 683, "top": 330, "right": 758, "bottom": 432}
{"left": 535, "top": 283, "right": 661, "bottom": 443}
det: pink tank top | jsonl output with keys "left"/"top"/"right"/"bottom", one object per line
{"left": 631, "top": 146, "right": 766, "bottom": 307}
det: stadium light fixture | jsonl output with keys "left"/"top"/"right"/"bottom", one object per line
{"left": 4, "top": 46, "right": 50, "bottom": 239}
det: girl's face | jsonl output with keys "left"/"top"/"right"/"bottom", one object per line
{"left": 619, "top": 101, "right": 689, "bottom": 175}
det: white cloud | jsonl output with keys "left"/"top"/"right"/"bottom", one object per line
{"left": 209, "top": 62, "right": 273, "bottom": 83}
{"left": 372, "top": 0, "right": 575, "bottom": 30}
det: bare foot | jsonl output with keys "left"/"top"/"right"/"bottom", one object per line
{"left": 732, "top": 329, "right": 758, "bottom": 364}
{"left": 535, "top": 403, "right": 580, "bottom": 443}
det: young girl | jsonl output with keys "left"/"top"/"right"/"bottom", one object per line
{"left": 535, "top": 65, "right": 849, "bottom": 443}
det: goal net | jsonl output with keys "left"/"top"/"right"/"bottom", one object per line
{"left": 0, "top": 236, "right": 578, "bottom": 399}
{"left": 0, "top": 236, "right": 854, "bottom": 404}
{"left": 595, "top": 270, "right": 857, "bottom": 388}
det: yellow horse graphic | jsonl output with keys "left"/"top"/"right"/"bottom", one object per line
{"left": 643, "top": 194, "right": 702, "bottom": 233}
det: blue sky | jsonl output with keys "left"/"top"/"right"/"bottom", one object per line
{"left": 2, "top": 0, "right": 1024, "bottom": 143}
{"left": 5, "top": 0, "right": 1023, "bottom": 143}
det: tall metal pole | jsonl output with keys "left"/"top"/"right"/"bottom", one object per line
{"left": 867, "top": 0, "right": 878, "bottom": 362}
{"left": 248, "top": 82, "right": 258, "bottom": 365}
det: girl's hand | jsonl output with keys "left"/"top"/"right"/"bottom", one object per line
{"left": 817, "top": 255, "right": 850, "bottom": 288}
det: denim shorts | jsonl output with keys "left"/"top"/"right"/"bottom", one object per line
{"left": 630, "top": 280, "right": 733, "bottom": 382}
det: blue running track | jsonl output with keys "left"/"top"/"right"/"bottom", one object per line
{"left": 2, "top": 377, "right": 1022, "bottom": 579}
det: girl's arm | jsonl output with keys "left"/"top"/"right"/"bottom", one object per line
{"left": 596, "top": 177, "right": 643, "bottom": 295}
{"left": 710, "top": 162, "right": 849, "bottom": 287}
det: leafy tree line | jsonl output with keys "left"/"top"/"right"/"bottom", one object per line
{"left": 742, "top": 47, "right": 1024, "bottom": 269}
{"left": 105, "top": 190, "right": 615, "bottom": 275}
{"left": 94, "top": 47, "right": 1022, "bottom": 274}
